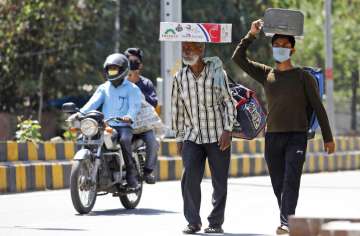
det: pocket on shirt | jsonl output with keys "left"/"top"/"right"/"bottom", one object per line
{"left": 118, "top": 96, "right": 127, "bottom": 110}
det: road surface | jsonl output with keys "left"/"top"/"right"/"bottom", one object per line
{"left": 0, "top": 171, "right": 359, "bottom": 236}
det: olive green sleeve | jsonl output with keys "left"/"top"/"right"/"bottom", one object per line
{"left": 232, "top": 32, "right": 272, "bottom": 85}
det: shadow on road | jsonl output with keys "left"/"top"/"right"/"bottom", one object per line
{"left": 0, "top": 226, "right": 88, "bottom": 231}
{"left": 227, "top": 181, "right": 360, "bottom": 190}
{"left": 86, "top": 208, "right": 178, "bottom": 216}
{"left": 197, "top": 233, "right": 273, "bottom": 236}
{"left": 224, "top": 234, "right": 273, "bottom": 236}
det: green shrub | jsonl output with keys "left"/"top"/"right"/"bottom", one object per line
{"left": 15, "top": 117, "right": 42, "bottom": 143}
{"left": 63, "top": 130, "right": 77, "bottom": 141}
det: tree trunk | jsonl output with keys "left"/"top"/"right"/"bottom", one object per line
{"left": 350, "top": 69, "right": 359, "bottom": 131}
{"left": 37, "top": 64, "right": 45, "bottom": 123}
{"left": 114, "top": 0, "right": 121, "bottom": 53}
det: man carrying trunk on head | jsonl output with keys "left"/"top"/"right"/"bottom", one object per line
{"left": 232, "top": 19, "right": 336, "bottom": 235}
{"left": 171, "top": 41, "right": 236, "bottom": 234}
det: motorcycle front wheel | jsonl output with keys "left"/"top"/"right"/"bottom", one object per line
{"left": 70, "top": 159, "right": 97, "bottom": 214}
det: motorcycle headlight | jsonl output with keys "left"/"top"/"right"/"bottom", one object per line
{"left": 80, "top": 118, "right": 99, "bottom": 137}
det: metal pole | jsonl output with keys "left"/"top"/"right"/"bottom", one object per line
{"left": 114, "top": 0, "right": 121, "bottom": 53}
{"left": 351, "top": 69, "right": 358, "bottom": 131}
{"left": 325, "top": 0, "right": 336, "bottom": 135}
{"left": 160, "top": 0, "right": 182, "bottom": 135}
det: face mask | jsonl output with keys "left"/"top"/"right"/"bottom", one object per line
{"left": 182, "top": 55, "right": 199, "bottom": 66}
{"left": 129, "top": 60, "right": 141, "bottom": 70}
{"left": 272, "top": 47, "right": 291, "bottom": 63}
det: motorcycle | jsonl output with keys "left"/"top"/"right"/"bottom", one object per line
{"left": 62, "top": 102, "right": 145, "bottom": 214}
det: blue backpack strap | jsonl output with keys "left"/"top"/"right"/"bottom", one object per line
{"left": 303, "top": 67, "right": 324, "bottom": 139}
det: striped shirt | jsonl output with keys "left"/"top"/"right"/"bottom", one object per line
{"left": 171, "top": 57, "right": 237, "bottom": 144}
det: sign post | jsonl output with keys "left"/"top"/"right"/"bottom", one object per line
{"left": 325, "top": 0, "right": 336, "bottom": 135}
{"left": 160, "top": 0, "right": 182, "bottom": 136}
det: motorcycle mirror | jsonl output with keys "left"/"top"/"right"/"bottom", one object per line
{"left": 62, "top": 102, "right": 78, "bottom": 113}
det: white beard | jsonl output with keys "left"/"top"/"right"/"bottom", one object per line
{"left": 183, "top": 55, "right": 199, "bottom": 66}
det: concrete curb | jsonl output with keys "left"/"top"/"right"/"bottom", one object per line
{"left": 1, "top": 137, "right": 360, "bottom": 161}
{"left": 0, "top": 160, "right": 71, "bottom": 193}
{"left": 0, "top": 141, "right": 75, "bottom": 162}
{"left": 1, "top": 151, "right": 360, "bottom": 194}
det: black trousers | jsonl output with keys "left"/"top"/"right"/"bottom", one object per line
{"left": 181, "top": 140, "right": 230, "bottom": 227}
{"left": 265, "top": 132, "right": 307, "bottom": 226}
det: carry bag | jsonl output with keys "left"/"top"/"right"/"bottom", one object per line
{"left": 228, "top": 77, "right": 267, "bottom": 140}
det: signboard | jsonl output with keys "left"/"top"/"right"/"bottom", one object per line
{"left": 159, "top": 22, "right": 232, "bottom": 43}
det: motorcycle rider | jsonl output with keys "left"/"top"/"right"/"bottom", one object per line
{"left": 70, "top": 53, "right": 143, "bottom": 189}
{"left": 125, "top": 47, "right": 159, "bottom": 184}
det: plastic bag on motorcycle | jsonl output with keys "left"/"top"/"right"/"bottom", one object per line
{"left": 132, "top": 98, "right": 165, "bottom": 136}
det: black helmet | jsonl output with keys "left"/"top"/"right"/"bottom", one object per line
{"left": 103, "top": 53, "right": 129, "bottom": 81}
{"left": 124, "top": 48, "right": 144, "bottom": 62}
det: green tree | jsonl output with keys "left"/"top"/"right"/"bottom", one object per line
{"left": 117, "top": 0, "right": 161, "bottom": 81}
{"left": 332, "top": 0, "right": 360, "bottom": 131}
{"left": 1, "top": 0, "right": 359, "bottom": 135}
{"left": 0, "top": 0, "right": 104, "bottom": 116}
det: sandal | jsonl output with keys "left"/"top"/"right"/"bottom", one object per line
{"left": 182, "top": 224, "right": 201, "bottom": 234}
{"left": 276, "top": 225, "right": 289, "bottom": 235}
{"left": 204, "top": 226, "right": 224, "bottom": 234}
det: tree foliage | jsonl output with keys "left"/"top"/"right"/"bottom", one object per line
{"left": 0, "top": 0, "right": 359, "bottom": 117}
{"left": 0, "top": 0, "right": 105, "bottom": 113}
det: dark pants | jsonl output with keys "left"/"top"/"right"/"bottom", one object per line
{"left": 113, "top": 126, "right": 136, "bottom": 174}
{"left": 265, "top": 132, "right": 307, "bottom": 226}
{"left": 181, "top": 141, "right": 230, "bottom": 227}
{"left": 133, "top": 130, "right": 159, "bottom": 172}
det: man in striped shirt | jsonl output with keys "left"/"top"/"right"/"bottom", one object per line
{"left": 171, "top": 42, "right": 236, "bottom": 234}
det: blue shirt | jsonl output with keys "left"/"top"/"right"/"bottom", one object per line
{"left": 80, "top": 80, "right": 143, "bottom": 127}
{"left": 134, "top": 76, "right": 158, "bottom": 108}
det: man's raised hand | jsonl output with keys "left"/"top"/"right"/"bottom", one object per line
{"left": 250, "top": 19, "right": 264, "bottom": 36}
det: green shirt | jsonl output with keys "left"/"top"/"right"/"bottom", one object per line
{"left": 232, "top": 32, "right": 333, "bottom": 143}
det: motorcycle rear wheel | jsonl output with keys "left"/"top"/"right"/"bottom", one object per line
{"left": 119, "top": 153, "right": 144, "bottom": 209}
{"left": 119, "top": 182, "right": 143, "bottom": 209}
